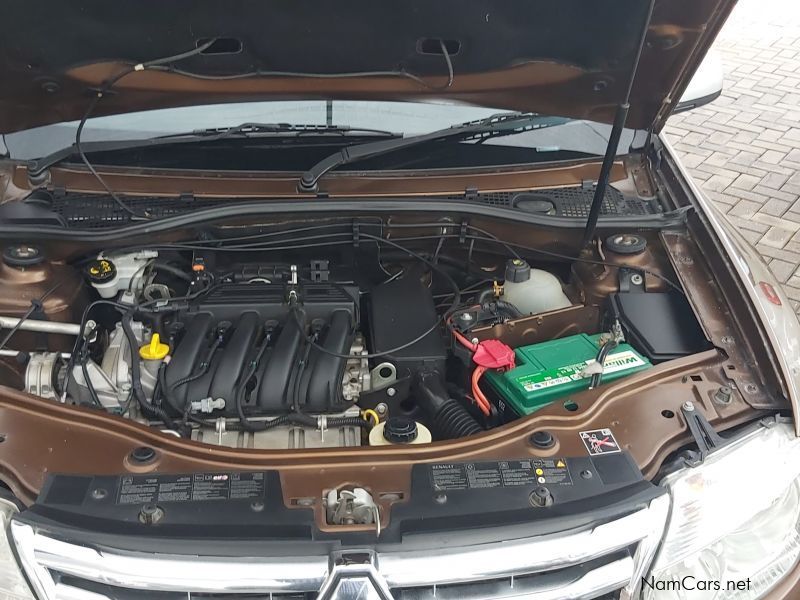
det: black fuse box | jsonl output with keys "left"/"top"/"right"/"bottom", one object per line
{"left": 368, "top": 275, "right": 447, "bottom": 374}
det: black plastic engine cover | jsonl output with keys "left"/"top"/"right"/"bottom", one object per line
{"left": 164, "top": 282, "right": 357, "bottom": 416}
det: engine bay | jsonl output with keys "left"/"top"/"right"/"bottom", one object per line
{"left": 0, "top": 218, "right": 713, "bottom": 451}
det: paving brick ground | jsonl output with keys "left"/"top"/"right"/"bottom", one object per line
{"left": 665, "top": 0, "right": 800, "bottom": 312}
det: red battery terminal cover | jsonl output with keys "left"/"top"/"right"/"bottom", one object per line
{"left": 472, "top": 339, "right": 516, "bottom": 370}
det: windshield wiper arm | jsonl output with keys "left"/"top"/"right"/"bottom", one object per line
{"left": 297, "top": 112, "right": 570, "bottom": 193}
{"left": 159, "top": 122, "right": 399, "bottom": 139}
{"left": 27, "top": 123, "right": 399, "bottom": 178}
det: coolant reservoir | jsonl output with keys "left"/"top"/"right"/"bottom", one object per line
{"left": 502, "top": 259, "right": 571, "bottom": 315}
{"left": 369, "top": 416, "right": 432, "bottom": 446}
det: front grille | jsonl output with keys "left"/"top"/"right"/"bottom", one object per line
{"left": 11, "top": 496, "right": 669, "bottom": 600}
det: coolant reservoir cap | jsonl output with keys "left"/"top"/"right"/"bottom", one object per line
{"left": 383, "top": 416, "right": 419, "bottom": 444}
{"left": 505, "top": 258, "right": 531, "bottom": 283}
{"left": 140, "top": 333, "right": 170, "bottom": 360}
{"left": 85, "top": 258, "right": 116, "bottom": 283}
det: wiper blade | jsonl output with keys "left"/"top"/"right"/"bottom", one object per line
{"left": 28, "top": 123, "right": 399, "bottom": 177}
{"left": 297, "top": 112, "right": 570, "bottom": 193}
{"left": 156, "top": 122, "right": 399, "bottom": 139}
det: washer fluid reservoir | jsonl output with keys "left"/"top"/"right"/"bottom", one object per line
{"left": 502, "top": 259, "right": 571, "bottom": 315}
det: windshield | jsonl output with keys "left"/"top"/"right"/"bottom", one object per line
{"left": 4, "top": 100, "right": 643, "bottom": 167}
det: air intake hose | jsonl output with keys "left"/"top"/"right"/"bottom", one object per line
{"left": 415, "top": 370, "right": 482, "bottom": 439}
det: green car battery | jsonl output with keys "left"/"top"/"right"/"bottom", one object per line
{"left": 484, "top": 333, "right": 652, "bottom": 419}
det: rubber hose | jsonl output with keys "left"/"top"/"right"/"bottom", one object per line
{"left": 415, "top": 370, "right": 482, "bottom": 439}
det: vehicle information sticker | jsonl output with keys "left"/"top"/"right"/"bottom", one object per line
{"left": 430, "top": 459, "right": 572, "bottom": 491}
{"left": 580, "top": 429, "right": 621, "bottom": 455}
{"left": 117, "top": 472, "right": 266, "bottom": 505}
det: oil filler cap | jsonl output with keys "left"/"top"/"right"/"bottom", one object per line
{"left": 140, "top": 334, "right": 170, "bottom": 360}
{"left": 383, "top": 416, "right": 419, "bottom": 444}
{"left": 85, "top": 258, "right": 117, "bottom": 283}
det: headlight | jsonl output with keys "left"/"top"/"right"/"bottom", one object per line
{"left": 0, "top": 499, "right": 35, "bottom": 600}
{"left": 644, "top": 421, "right": 800, "bottom": 599}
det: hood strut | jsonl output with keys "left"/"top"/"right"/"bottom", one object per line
{"left": 580, "top": 0, "right": 656, "bottom": 249}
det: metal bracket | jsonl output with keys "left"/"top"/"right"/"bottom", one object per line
{"left": 618, "top": 268, "right": 645, "bottom": 293}
{"left": 680, "top": 401, "right": 727, "bottom": 466}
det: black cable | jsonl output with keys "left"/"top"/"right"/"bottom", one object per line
{"left": 80, "top": 355, "right": 104, "bottom": 408}
{"left": 151, "top": 261, "right": 193, "bottom": 282}
{"left": 0, "top": 280, "right": 64, "bottom": 352}
{"left": 288, "top": 233, "right": 463, "bottom": 360}
{"left": 109, "top": 220, "right": 680, "bottom": 290}
{"left": 291, "top": 328, "right": 316, "bottom": 413}
{"left": 0, "top": 301, "right": 40, "bottom": 353}
{"left": 61, "top": 298, "right": 132, "bottom": 401}
{"left": 235, "top": 331, "right": 274, "bottom": 432}
{"left": 104, "top": 226, "right": 683, "bottom": 294}
{"left": 168, "top": 335, "right": 223, "bottom": 393}
{"left": 121, "top": 312, "right": 178, "bottom": 429}
{"left": 74, "top": 39, "right": 219, "bottom": 221}
{"left": 145, "top": 40, "right": 454, "bottom": 90}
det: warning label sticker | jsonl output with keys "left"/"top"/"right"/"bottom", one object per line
{"left": 516, "top": 350, "right": 647, "bottom": 392}
{"left": 117, "top": 472, "right": 266, "bottom": 505}
{"left": 430, "top": 459, "right": 572, "bottom": 491}
{"left": 580, "top": 429, "right": 621, "bottom": 455}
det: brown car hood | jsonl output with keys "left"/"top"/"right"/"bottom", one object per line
{"left": 0, "top": 0, "right": 733, "bottom": 134}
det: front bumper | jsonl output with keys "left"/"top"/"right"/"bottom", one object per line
{"left": 11, "top": 495, "right": 669, "bottom": 600}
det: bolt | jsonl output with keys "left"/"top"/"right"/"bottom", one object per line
{"left": 129, "top": 446, "right": 157, "bottom": 464}
{"left": 434, "top": 492, "right": 448, "bottom": 505}
{"left": 713, "top": 386, "right": 733, "bottom": 405}
{"left": 375, "top": 403, "right": 388, "bottom": 416}
{"left": 296, "top": 497, "right": 315, "bottom": 507}
{"left": 386, "top": 387, "right": 396, "bottom": 397}
{"left": 83, "top": 320, "right": 97, "bottom": 338}
{"left": 471, "top": 338, "right": 479, "bottom": 346}
{"left": 91, "top": 488, "right": 108, "bottom": 500}
{"left": 529, "top": 486, "right": 554, "bottom": 508}
{"left": 630, "top": 273, "right": 644, "bottom": 286}
{"left": 139, "top": 503, "right": 164, "bottom": 525}
{"left": 458, "top": 312, "right": 474, "bottom": 323}
{"left": 580, "top": 470, "right": 593, "bottom": 480}
{"left": 250, "top": 500, "right": 265, "bottom": 512}
{"left": 530, "top": 430, "right": 555, "bottom": 449}
{"left": 41, "top": 80, "right": 60, "bottom": 94}
{"left": 682, "top": 401, "right": 695, "bottom": 412}
{"left": 744, "top": 383, "right": 758, "bottom": 394}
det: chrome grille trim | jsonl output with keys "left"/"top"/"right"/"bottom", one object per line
{"left": 11, "top": 495, "right": 669, "bottom": 600}
{"left": 391, "top": 556, "right": 632, "bottom": 600}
